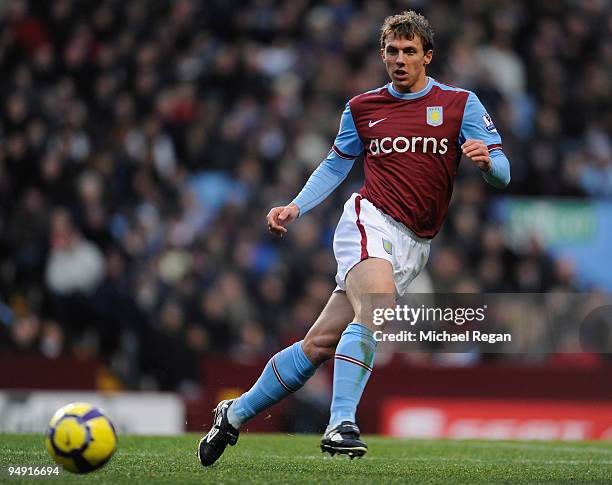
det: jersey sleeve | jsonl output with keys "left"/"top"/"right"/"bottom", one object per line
{"left": 459, "top": 92, "right": 502, "bottom": 152}
{"left": 482, "top": 149, "right": 510, "bottom": 188}
{"left": 331, "top": 102, "right": 364, "bottom": 159}
{"left": 291, "top": 103, "right": 363, "bottom": 215}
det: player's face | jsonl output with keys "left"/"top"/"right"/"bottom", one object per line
{"left": 381, "top": 34, "right": 432, "bottom": 93}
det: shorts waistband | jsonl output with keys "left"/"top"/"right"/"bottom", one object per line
{"left": 357, "top": 194, "right": 432, "bottom": 245}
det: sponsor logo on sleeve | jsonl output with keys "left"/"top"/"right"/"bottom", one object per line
{"left": 482, "top": 113, "right": 497, "bottom": 133}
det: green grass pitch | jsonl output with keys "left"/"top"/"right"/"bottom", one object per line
{"left": 1, "top": 433, "right": 611, "bottom": 484}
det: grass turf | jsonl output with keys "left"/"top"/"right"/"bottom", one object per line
{"left": 1, "top": 433, "right": 611, "bottom": 484}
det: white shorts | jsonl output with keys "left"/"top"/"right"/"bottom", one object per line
{"left": 333, "top": 193, "right": 431, "bottom": 296}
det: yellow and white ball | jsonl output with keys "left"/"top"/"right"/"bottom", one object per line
{"left": 45, "top": 402, "right": 117, "bottom": 473}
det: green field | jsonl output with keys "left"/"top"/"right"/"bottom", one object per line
{"left": 1, "top": 433, "right": 611, "bottom": 484}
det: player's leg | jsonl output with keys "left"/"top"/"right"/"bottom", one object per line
{"left": 301, "top": 289, "right": 355, "bottom": 364}
{"left": 331, "top": 257, "right": 395, "bottom": 424}
{"left": 321, "top": 257, "right": 395, "bottom": 458}
{"left": 228, "top": 290, "right": 353, "bottom": 426}
{"left": 198, "top": 290, "right": 353, "bottom": 467}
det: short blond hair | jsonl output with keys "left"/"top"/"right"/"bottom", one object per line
{"left": 380, "top": 10, "right": 434, "bottom": 52}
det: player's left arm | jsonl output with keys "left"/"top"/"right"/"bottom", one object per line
{"left": 459, "top": 92, "right": 510, "bottom": 189}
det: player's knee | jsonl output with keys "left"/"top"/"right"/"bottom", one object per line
{"left": 302, "top": 335, "right": 336, "bottom": 366}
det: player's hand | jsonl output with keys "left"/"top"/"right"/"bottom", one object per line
{"left": 461, "top": 139, "right": 491, "bottom": 171}
{"left": 266, "top": 203, "right": 300, "bottom": 237}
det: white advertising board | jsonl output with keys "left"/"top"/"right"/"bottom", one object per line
{"left": 0, "top": 391, "right": 185, "bottom": 435}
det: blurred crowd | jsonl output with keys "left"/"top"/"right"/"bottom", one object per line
{"left": 1, "top": 0, "right": 611, "bottom": 392}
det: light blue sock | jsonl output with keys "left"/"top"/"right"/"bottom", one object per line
{"left": 228, "top": 340, "right": 317, "bottom": 428}
{"left": 329, "top": 323, "right": 377, "bottom": 427}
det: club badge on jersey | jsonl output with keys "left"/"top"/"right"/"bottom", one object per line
{"left": 426, "top": 106, "right": 443, "bottom": 127}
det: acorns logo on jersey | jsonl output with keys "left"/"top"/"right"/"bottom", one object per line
{"left": 368, "top": 136, "right": 449, "bottom": 156}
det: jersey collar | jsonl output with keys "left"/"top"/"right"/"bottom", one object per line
{"left": 387, "top": 77, "right": 433, "bottom": 100}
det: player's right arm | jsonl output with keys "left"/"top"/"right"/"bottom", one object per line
{"left": 267, "top": 103, "right": 363, "bottom": 237}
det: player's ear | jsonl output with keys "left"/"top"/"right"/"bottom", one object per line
{"left": 423, "top": 49, "right": 433, "bottom": 66}
{"left": 380, "top": 47, "right": 386, "bottom": 61}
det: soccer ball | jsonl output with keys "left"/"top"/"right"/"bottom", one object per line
{"left": 45, "top": 402, "right": 117, "bottom": 474}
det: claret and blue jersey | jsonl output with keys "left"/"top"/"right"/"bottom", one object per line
{"left": 293, "top": 77, "right": 510, "bottom": 239}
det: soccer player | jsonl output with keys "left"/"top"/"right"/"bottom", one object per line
{"left": 198, "top": 10, "right": 510, "bottom": 465}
